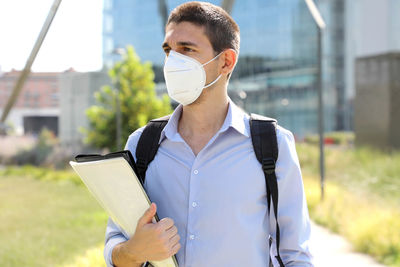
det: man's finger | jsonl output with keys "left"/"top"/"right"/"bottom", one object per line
{"left": 170, "top": 242, "right": 181, "bottom": 256}
{"left": 158, "top": 217, "right": 174, "bottom": 230}
{"left": 165, "top": 225, "right": 178, "bottom": 238}
{"left": 169, "top": 233, "right": 180, "bottom": 245}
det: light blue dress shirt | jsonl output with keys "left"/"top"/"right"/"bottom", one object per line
{"left": 104, "top": 100, "right": 313, "bottom": 267}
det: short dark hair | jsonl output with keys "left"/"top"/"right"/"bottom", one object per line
{"left": 166, "top": 1, "right": 240, "bottom": 56}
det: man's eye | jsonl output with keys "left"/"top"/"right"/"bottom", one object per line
{"left": 183, "top": 47, "right": 193, "bottom": 52}
{"left": 164, "top": 48, "right": 171, "bottom": 55}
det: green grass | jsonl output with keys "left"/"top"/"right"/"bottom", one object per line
{"left": 1, "top": 142, "right": 400, "bottom": 266}
{"left": 298, "top": 143, "right": 400, "bottom": 203}
{"left": 58, "top": 244, "right": 105, "bottom": 267}
{"left": 298, "top": 143, "right": 400, "bottom": 266}
{"left": 0, "top": 174, "right": 107, "bottom": 267}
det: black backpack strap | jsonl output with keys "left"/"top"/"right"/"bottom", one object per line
{"left": 135, "top": 115, "right": 170, "bottom": 183}
{"left": 250, "top": 113, "right": 285, "bottom": 267}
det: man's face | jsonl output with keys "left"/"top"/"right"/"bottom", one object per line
{"left": 162, "top": 22, "right": 221, "bottom": 86}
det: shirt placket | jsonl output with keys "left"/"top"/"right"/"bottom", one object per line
{"left": 180, "top": 129, "right": 226, "bottom": 267}
{"left": 184, "top": 155, "right": 202, "bottom": 267}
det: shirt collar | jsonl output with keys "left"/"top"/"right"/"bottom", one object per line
{"left": 160, "top": 104, "right": 183, "bottom": 143}
{"left": 227, "top": 99, "right": 250, "bottom": 137}
{"left": 159, "top": 99, "right": 250, "bottom": 144}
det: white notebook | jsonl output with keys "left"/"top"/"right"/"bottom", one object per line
{"left": 69, "top": 152, "right": 178, "bottom": 267}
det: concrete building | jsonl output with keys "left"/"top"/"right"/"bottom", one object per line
{"left": 0, "top": 70, "right": 60, "bottom": 135}
{"left": 354, "top": 53, "right": 400, "bottom": 149}
{"left": 352, "top": 0, "right": 400, "bottom": 149}
{"left": 59, "top": 70, "right": 110, "bottom": 148}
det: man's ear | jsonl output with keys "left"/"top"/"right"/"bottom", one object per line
{"left": 220, "top": 49, "right": 237, "bottom": 77}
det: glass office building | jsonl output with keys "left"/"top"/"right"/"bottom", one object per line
{"left": 103, "top": 0, "right": 349, "bottom": 137}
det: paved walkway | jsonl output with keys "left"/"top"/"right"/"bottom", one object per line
{"left": 310, "top": 221, "right": 387, "bottom": 267}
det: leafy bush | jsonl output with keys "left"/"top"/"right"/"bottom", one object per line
{"left": 0, "top": 165, "right": 81, "bottom": 186}
{"left": 11, "top": 128, "right": 56, "bottom": 166}
{"left": 82, "top": 46, "right": 172, "bottom": 151}
{"left": 6, "top": 128, "right": 98, "bottom": 169}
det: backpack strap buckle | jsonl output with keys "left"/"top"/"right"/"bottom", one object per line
{"left": 262, "top": 158, "right": 275, "bottom": 174}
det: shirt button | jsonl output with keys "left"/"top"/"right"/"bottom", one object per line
{"left": 189, "top": 235, "right": 195, "bottom": 240}
{"left": 193, "top": 170, "right": 198, "bottom": 174}
{"left": 192, "top": 202, "right": 197, "bottom": 207}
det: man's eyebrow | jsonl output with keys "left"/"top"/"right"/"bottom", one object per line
{"left": 177, "top": 41, "right": 198, "bottom": 47}
{"left": 162, "top": 41, "right": 199, "bottom": 49}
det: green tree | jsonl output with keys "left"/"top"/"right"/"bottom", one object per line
{"left": 83, "top": 46, "right": 172, "bottom": 151}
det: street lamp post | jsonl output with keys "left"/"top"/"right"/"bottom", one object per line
{"left": 112, "top": 48, "right": 125, "bottom": 151}
{"left": 116, "top": 79, "right": 122, "bottom": 151}
{"left": 317, "top": 27, "right": 325, "bottom": 200}
{"left": 304, "top": 0, "right": 326, "bottom": 200}
{"left": 239, "top": 90, "right": 247, "bottom": 111}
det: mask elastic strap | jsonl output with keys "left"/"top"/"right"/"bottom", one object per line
{"left": 202, "top": 52, "right": 223, "bottom": 67}
{"left": 204, "top": 74, "right": 222, "bottom": 89}
{"left": 202, "top": 52, "right": 223, "bottom": 89}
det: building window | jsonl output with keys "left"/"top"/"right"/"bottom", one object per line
{"left": 104, "top": 14, "right": 113, "bottom": 33}
{"left": 7, "top": 82, "right": 13, "bottom": 92}
{"left": 51, "top": 93, "right": 59, "bottom": 106}
{"left": 32, "top": 92, "right": 40, "bottom": 108}
{"left": 24, "top": 91, "right": 30, "bottom": 107}
{"left": 104, "top": 0, "right": 113, "bottom": 10}
{"left": 105, "top": 37, "right": 113, "bottom": 54}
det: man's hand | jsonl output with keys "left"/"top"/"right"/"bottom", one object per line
{"left": 112, "top": 203, "right": 181, "bottom": 267}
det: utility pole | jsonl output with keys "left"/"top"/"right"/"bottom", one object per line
{"left": 0, "top": 0, "right": 63, "bottom": 134}
{"left": 304, "top": 0, "right": 326, "bottom": 200}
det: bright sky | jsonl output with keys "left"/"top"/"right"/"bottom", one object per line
{"left": 0, "top": 0, "right": 103, "bottom": 73}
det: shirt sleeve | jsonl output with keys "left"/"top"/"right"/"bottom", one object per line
{"left": 269, "top": 126, "right": 314, "bottom": 266}
{"left": 103, "top": 218, "right": 129, "bottom": 267}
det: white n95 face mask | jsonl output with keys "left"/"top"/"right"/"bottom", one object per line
{"left": 163, "top": 50, "right": 222, "bottom": 106}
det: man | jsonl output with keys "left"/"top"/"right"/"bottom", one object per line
{"left": 104, "top": 2, "right": 313, "bottom": 266}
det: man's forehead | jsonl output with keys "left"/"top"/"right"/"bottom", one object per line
{"left": 163, "top": 22, "right": 208, "bottom": 45}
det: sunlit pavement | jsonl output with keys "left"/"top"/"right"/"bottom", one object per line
{"left": 310, "top": 221, "right": 387, "bottom": 267}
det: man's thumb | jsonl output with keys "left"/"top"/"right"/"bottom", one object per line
{"left": 138, "top": 203, "right": 157, "bottom": 227}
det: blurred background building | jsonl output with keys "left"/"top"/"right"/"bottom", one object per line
{"left": 102, "top": 0, "right": 400, "bottom": 139}
{"left": 0, "top": 68, "right": 110, "bottom": 149}
{"left": 355, "top": 53, "right": 400, "bottom": 149}
{"left": 351, "top": 0, "right": 400, "bottom": 149}
{"left": 59, "top": 70, "right": 110, "bottom": 149}
{"left": 0, "top": 70, "right": 60, "bottom": 135}
{"left": 1, "top": 0, "right": 399, "bottom": 146}
{"left": 102, "top": 0, "right": 337, "bottom": 138}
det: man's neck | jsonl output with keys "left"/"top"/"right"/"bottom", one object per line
{"left": 177, "top": 87, "right": 229, "bottom": 155}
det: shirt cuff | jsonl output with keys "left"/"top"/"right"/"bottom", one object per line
{"left": 104, "top": 235, "right": 128, "bottom": 267}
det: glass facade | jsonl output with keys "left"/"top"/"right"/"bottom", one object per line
{"left": 103, "top": 0, "right": 350, "bottom": 137}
